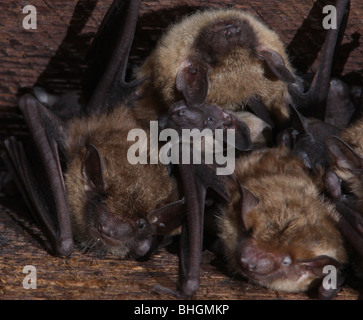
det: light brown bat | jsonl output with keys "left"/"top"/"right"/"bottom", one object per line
{"left": 132, "top": 8, "right": 295, "bottom": 128}
{"left": 65, "top": 104, "right": 182, "bottom": 258}
{"left": 214, "top": 146, "right": 347, "bottom": 298}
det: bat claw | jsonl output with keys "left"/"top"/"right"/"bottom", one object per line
{"left": 152, "top": 285, "right": 187, "bottom": 299}
{"left": 56, "top": 237, "right": 74, "bottom": 257}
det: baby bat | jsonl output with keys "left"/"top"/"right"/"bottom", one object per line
{"left": 154, "top": 100, "right": 252, "bottom": 298}
{"left": 215, "top": 146, "right": 347, "bottom": 299}
{"left": 132, "top": 8, "right": 295, "bottom": 128}
{"left": 3, "top": 94, "right": 183, "bottom": 259}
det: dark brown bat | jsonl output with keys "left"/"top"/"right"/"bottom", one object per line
{"left": 288, "top": 0, "right": 351, "bottom": 121}
{"left": 278, "top": 0, "right": 352, "bottom": 172}
{"left": 324, "top": 119, "right": 363, "bottom": 259}
{"left": 153, "top": 100, "right": 252, "bottom": 298}
{"left": 132, "top": 7, "right": 295, "bottom": 128}
{"left": 215, "top": 146, "right": 348, "bottom": 299}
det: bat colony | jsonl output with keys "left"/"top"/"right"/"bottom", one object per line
{"left": 2, "top": 0, "right": 362, "bottom": 299}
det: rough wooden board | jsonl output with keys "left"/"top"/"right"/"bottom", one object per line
{"left": 0, "top": 197, "right": 361, "bottom": 300}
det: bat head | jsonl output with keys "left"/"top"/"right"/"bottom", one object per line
{"left": 195, "top": 18, "right": 257, "bottom": 64}
{"left": 69, "top": 143, "right": 158, "bottom": 259}
{"left": 220, "top": 180, "right": 347, "bottom": 295}
{"left": 160, "top": 100, "right": 252, "bottom": 151}
{"left": 277, "top": 105, "right": 341, "bottom": 171}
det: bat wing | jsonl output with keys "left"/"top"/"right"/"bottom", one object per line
{"left": 324, "top": 137, "right": 363, "bottom": 258}
{"left": 246, "top": 97, "right": 275, "bottom": 128}
{"left": 288, "top": 0, "right": 350, "bottom": 120}
{"left": 84, "top": 0, "right": 142, "bottom": 114}
{"left": 2, "top": 94, "right": 73, "bottom": 256}
{"left": 325, "top": 169, "right": 363, "bottom": 258}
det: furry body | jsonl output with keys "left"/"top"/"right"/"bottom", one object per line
{"left": 64, "top": 106, "right": 178, "bottom": 257}
{"left": 134, "top": 9, "right": 293, "bottom": 126}
{"left": 217, "top": 147, "right": 347, "bottom": 292}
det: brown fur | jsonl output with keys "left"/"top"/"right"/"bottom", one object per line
{"left": 64, "top": 105, "right": 178, "bottom": 257}
{"left": 217, "top": 147, "right": 347, "bottom": 292}
{"left": 134, "top": 9, "right": 293, "bottom": 126}
{"left": 233, "top": 111, "right": 272, "bottom": 147}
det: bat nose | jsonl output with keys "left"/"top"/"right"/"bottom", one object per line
{"left": 240, "top": 254, "right": 276, "bottom": 275}
{"left": 98, "top": 217, "right": 133, "bottom": 240}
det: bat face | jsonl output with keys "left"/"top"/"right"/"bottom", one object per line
{"left": 64, "top": 107, "right": 179, "bottom": 258}
{"left": 159, "top": 100, "right": 253, "bottom": 153}
{"left": 135, "top": 9, "right": 294, "bottom": 126}
{"left": 218, "top": 147, "right": 347, "bottom": 293}
{"left": 195, "top": 18, "right": 257, "bottom": 64}
{"left": 162, "top": 100, "right": 241, "bottom": 131}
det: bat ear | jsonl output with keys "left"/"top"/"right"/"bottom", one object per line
{"left": 298, "top": 255, "right": 342, "bottom": 277}
{"left": 82, "top": 143, "right": 108, "bottom": 192}
{"left": 148, "top": 198, "right": 185, "bottom": 235}
{"left": 297, "top": 255, "right": 344, "bottom": 300}
{"left": 325, "top": 136, "right": 363, "bottom": 171}
{"left": 176, "top": 58, "right": 211, "bottom": 106}
{"left": 255, "top": 46, "right": 295, "bottom": 83}
{"left": 237, "top": 185, "right": 259, "bottom": 230}
{"left": 226, "top": 112, "right": 253, "bottom": 151}
{"left": 323, "top": 170, "right": 342, "bottom": 200}
{"left": 289, "top": 104, "right": 309, "bottom": 134}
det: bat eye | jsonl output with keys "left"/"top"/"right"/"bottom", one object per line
{"left": 207, "top": 117, "right": 214, "bottom": 122}
{"left": 178, "top": 110, "right": 185, "bottom": 116}
{"left": 224, "top": 29, "right": 231, "bottom": 37}
{"left": 281, "top": 256, "right": 292, "bottom": 266}
{"left": 137, "top": 218, "right": 148, "bottom": 230}
{"left": 188, "top": 66, "right": 198, "bottom": 74}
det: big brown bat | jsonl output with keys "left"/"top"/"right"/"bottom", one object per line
{"left": 215, "top": 146, "right": 347, "bottom": 298}
{"left": 132, "top": 8, "right": 295, "bottom": 128}
{"left": 3, "top": 94, "right": 182, "bottom": 259}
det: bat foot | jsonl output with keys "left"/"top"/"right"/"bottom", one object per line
{"left": 178, "top": 277, "right": 199, "bottom": 298}
{"left": 56, "top": 237, "right": 74, "bottom": 257}
{"left": 152, "top": 285, "right": 186, "bottom": 299}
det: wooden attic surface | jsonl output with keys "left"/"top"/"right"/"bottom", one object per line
{"left": 0, "top": 0, "right": 363, "bottom": 300}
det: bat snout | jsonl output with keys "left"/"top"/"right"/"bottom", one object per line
{"left": 239, "top": 254, "right": 277, "bottom": 275}
{"left": 97, "top": 213, "right": 134, "bottom": 242}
